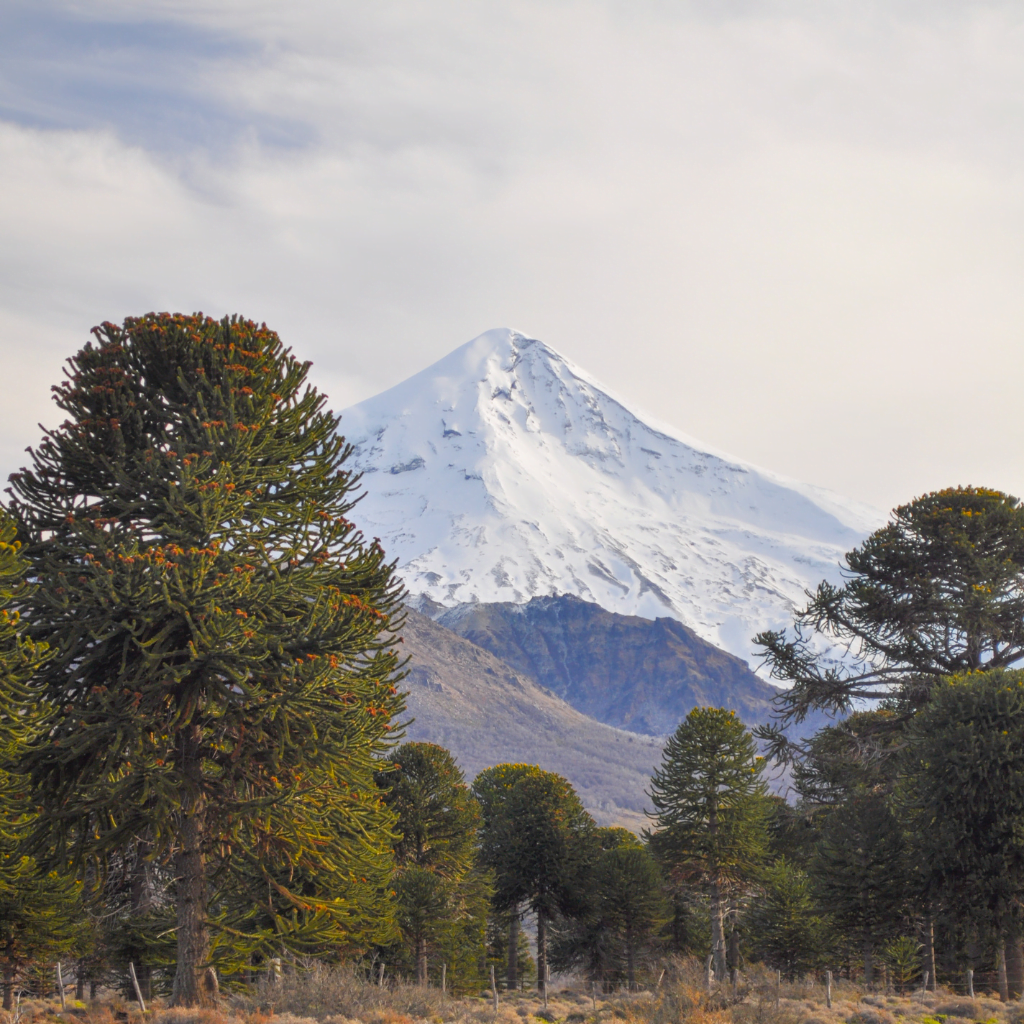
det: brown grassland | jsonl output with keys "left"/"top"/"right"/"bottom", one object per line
{"left": 4, "top": 962, "right": 1022, "bottom": 1024}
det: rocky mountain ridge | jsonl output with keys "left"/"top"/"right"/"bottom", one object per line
{"left": 425, "top": 594, "right": 778, "bottom": 736}
{"left": 397, "top": 607, "right": 663, "bottom": 830}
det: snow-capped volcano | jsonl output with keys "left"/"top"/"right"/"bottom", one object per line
{"left": 341, "top": 329, "right": 883, "bottom": 666}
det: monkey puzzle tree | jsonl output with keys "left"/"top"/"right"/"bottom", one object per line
{"left": 592, "top": 842, "right": 665, "bottom": 990}
{"left": 0, "top": 512, "right": 85, "bottom": 1010}
{"left": 550, "top": 828, "right": 663, "bottom": 990}
{"left": 473, "top": 763, "right": 545, "bottom": 990}
{"left": 0, "top": 855, "right": 84, "bottom": 1009}
{"left": 483, "top": 770, "right": 595, "bottom": 999}
{"left": 9, "top": 314, "right": 405, "bottom": 1006}
{"left": 900, "top": 669, "right": 1024, "bottom": 997}
{"left": 0, "top": 511, "right": 48, "bottom": 826}
{"left": 747, "top": 857, "right": 831, "bottom": 981}
{"left": 376, "top": 743, "right": 480, "bottom": 985}
{"left": 756, "top": 488, "right": 1024, "bottom": 731}
{"left": 810, "top": 793, "right": 909, "bottom": 987}
{"left": 648, "top": 707, "right": 768, "bottom": 983}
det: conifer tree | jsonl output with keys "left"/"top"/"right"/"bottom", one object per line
{"left": 0, "top": 511, "right": 84, "bottom": 1009}
{"left": 0, "top": 511, "right": 48, "bottom": 827}
{"left": 901, "top": 669, "right": 1024, "bottom": 995}
{"left": 473, "top": 764, "right": 544, "bottom": 991}
{"left": 809, "top": 793, "right": 909, "bottom": 987}
{"left": 376, "top": 743, "right": 480, "bottom": 985}
{"left": 747, "top": 857, "right": 831, "bottom": 980}
{"left": 0, "top": 855, "right": 84, "bottom": 1008}
{"left": 648, "top": 708, "right": 768, "bottom": 982}
{"left": 550, "top": 828, "right": 663, "bottom": 989}
{"left": 9, "top": 314, "right": 405, "bottom": 1006}
{"left": 756, "top": 487, "right": 1024, "bottom": 730}
{"left": 483, "top": 770, "right": 595, "bottom": 999}
{"left": 592, "top": 843, "right": 665, "bottom": 990}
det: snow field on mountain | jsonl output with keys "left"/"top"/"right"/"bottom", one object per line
{"left": 341, "top": 329, "right": 883, "bottom": 667}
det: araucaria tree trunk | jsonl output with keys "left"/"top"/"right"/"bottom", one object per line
{"left": 171, "top": 738, "right": 211, "bottom": 1007}
{"left": 1006, "top": 940, "right": 1024, "bottom": 1000}
{"left": 537, "top": 910, "right": 548, "bottom": 998}
{"left": 710, "top": 880, "right": 727, "bottom": 982}
{"left": 625, "top": 923, "right": 636, "bottom": 992}
{"left": 863, "top": 936, "right": 874, "bottom": 990}
{"left": 416, "top": 936, "right": 428, "bottom": 986}
{"left": 923, "top": 916, "right": 936, "bottom": 993}
{"left": 997, "top": 941, "right": 1009, "bottom": 1002}
{"left": 3, "top": 960, "right": 13, "bottom": 1011}
{"left": 507, "top": 915, "right": 519, "bottom": 991}
{"left": 130, "top": 840, "right": 156, "bottom": 1001}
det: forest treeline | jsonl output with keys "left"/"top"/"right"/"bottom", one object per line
{"left": 0, "top": 314, "right": 1023, "bottom": 1009}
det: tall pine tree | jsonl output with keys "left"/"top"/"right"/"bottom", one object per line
{"left": 376, "top": 743, "right": 481, "bottom": 985}
{"left": 0, "top": 511, "right": 84, "bottom": 1009}
{"left": 484, "top": 770, "right": 595, "bottom": 998}
{"left": 473, "top": 763, "right": 545, "bottom": 991}
{"left": 901, "top": 669, "right": 1024, "bottom": 997}
{"left": 648, "top": 707, "right": 768, "bottom": 982}
{"left": 9, "top": 314, "right": 405, "bottom": 1006}
{"left": 756, "top": 487, "right": 1024, "bottom": 728}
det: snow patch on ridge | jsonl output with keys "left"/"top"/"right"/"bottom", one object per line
{"left": 341, "top": 329, "right": 885, "bottom": 668}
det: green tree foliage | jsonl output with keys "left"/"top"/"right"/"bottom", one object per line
{"left": 747, "top": 857, "right": 831, "bottom": 980}
{"left": 483, "top": 770, "right": 595, "bottom": 997}
{"left": 473, "top": 764, "right": 545, "bottom": 991}
{"left": 901, "top": 670, "right": 1024, "bottom": 952}
{"left": 882, "top": 936, "right": 922, "bottom": 995}
{"left": 756, "top": 487, "right": 1024, "bottom": 729}
{"left": 551, "top": 829, "right": 665, "bottom": 990}
{"left": 763, "top": 797, "right": 818, "bottom": 868}
{"left": 473, "top": 764, "right": 545, "bottom": 826}
{"left": 0, "top": 856, "right": 84, "bottom": 1008}
{"left": 0, "top": 512, "right": 48, "bottom": 821}
{"left": 790, "top": 710, "right": 903, "bottom": 809}
{"left": 810, "top": 793, "right": 908, "bottom": 986}
{"left": 0, "top": 511, "right": 86, "bottom": 1009}
{"left": 9, "top": 314, "right": 405, "bottom": 1005}
{"left": 379, "top": 743, "right": 479, "bottom": 875}
{"left": 486, "top": 913, "right": 535, "bottom": 991}
{"left": 376, "top": 743, "right": 481, "bottom": 985}
{"left": 648, "top": 708, "right": 768, "bottom": 982}
{"left": 593, "top": 844, "right": 665, "bottom": 989}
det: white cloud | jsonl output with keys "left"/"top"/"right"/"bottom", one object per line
{"left": 2, "top": 0, "right": 1024, "bottom": 508}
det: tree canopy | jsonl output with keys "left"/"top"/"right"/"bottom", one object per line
{"left": 648, "top": 707, "right": 768, "bottom": 981}
{"left": 756, "top": 487, "right": 1024, "bottom": 728}
{"left": 484, "top": 769, "right": 595, "bottom": 997}
{"left": 377, "top": 743, "right": 481, "bottom": 984}
{"left": 10, "top": 313, "right": 406, "bottom": 1005}
{"left": 902, "top": 669, "right": 1024, "bottom": 942}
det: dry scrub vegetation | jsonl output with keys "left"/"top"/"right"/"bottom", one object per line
{"left": 4, "top": 962, "right": 1023, "bottom": 1024}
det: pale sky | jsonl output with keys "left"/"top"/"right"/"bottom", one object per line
{"left": 2, "top": 1, "right": 1023, "bottom": 511}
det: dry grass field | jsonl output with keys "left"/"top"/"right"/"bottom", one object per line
{"left": 5, "top": 961, "right": 1023, "bottom": 1024}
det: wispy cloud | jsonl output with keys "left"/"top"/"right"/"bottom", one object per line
{"left": 1, "top": 0, "right": 1023, "bottom": 507}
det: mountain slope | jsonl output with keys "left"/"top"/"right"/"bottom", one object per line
{"left": 397, "top": 608, "right": 663, "bottom": 830}
{"left": 432, "top": 594, "right": 777, "bottom": 736}
{"left": 342, "top": 329, "right": 882, "bottom": 666}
